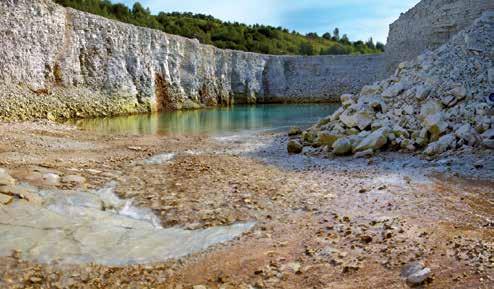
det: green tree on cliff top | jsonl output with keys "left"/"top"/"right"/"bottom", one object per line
{"left": 55, "top": 0, "right": 384, "bottom": 55}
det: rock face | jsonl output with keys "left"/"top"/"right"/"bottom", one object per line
{"left": 294, "top": 11, "right": 494, "bottom": 156}
{"left": 0, "top": 0, "right": 385, "bottom": 120}
{"left": 385, "top": 0, "right": 494, "bottom": 74}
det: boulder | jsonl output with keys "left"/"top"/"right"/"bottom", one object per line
{"left": 316, "top": 131, "right": 340, "bottom": 146}
{"left": 301, "top": 131, "right": 316, "bottom": 143}
{"left": 423, "top": 112, "right": 448, "bottom": 141}
{"left": 414, "top": 85, "right": 431, "bottom": 100}
{"left": 332, "top": 137, "right": 354, "bottom": 155}
{"left": 381, "top": 81, "right": 408, "bottom": 98}
{"left": 424, "top": 134, "right": 456, "bottom": 155}
{"left": 360, "top": 84, "right": 381, "bottom": 96}
{"left": 419, "top": 100, "right": 443, "bottom": 120}
{"left": 287, "top": 140, "right": 303, "bottom": 154}
{"left": 354, "top": 127, "right": 389, "bottom": 152}
{"left": 455, "top": 124, "right": 481, "bottom": 146}
{"left": 340, "top": 94, "right": 356, "bottom": 107}
{"left": 339, "top": 110, "right": 373, "bottom": 131}
{"left": 288, "top": 127, "right": 302, "bottom": 136}
{"left": 481, "top": 129, "right": 494, "bottom": 149}
{"left": 330, "top": 107, "right": 345, "bottom": 122}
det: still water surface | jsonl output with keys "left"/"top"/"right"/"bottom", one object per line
{"left": 73, "top": 104, "right": 339, "bottom": 135}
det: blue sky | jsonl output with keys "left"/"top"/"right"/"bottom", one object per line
{"left": 120, "top": 0, "right": 420, "bottom": 43}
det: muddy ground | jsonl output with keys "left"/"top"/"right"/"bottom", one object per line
{"left": 0, "top": 121, "right": 493, "bottom": 289}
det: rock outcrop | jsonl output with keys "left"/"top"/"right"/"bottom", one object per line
{"left": 0, "top": 0, "right": 384, "bottom": 120}
{"left": 292, "top": 12, "right": 494, "bottom": 156}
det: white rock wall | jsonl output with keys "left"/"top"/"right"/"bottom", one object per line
{"left": 0, "top": 0, "right": 385, "bottom": 119}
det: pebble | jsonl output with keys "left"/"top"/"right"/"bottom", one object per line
{"left": 62, "top": 175, "right": 87, "bottom": 185}
{"left": 401, "top": 261, "right": 432, "bottom": 285}
{"left": 0, "top": 193, "right": 13, "bottom": 204}
{"left": 0, "top": 168, "right": 16, "bottom": 186}
{"left": 42, "top": 173, "right": 61, "bottom": 186}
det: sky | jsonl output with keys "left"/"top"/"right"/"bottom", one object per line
{"left": 120, "top": 0, "right": 420, "bottom": 43}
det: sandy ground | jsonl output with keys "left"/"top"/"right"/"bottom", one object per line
{"left": 0, "top": 121, "right": 493, "bottom": 289}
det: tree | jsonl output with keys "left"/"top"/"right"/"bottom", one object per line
{"left": 322, "top": 32, "right": 331, "bottom": 40}
{"left": 306, "top": 32, "right": 319, "bottom": 39}
{"left": 376, "top": 42, "right": 385, "bottom": 51}
{"left": 54, "top": 0, "right": 384, "bottom": 56}
{"left": 299, "top": 42, "right": 315, "bottom": 55}
{"left": 340, "top": 34, "right": 350, "bottom": 45}
{"left": 332, "top": 28, "right": 340, "bottom": 41}
{"left": 366, "top": 37, "right": 376, "bottom": 50}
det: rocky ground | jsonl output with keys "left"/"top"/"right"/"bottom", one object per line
{"left": 0, "top": 121, "right": 492, "bottom": 289}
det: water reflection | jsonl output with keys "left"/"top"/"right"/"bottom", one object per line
{"left": 73, "top": 104, "right": 339, "bottom": 136}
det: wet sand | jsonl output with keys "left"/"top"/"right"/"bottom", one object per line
{"left": 0, "top": 121, "right": 492, "bottom": 288}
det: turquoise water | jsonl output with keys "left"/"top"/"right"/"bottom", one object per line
{"left": 74, "top": 104, "right": 339, "bottom": 135}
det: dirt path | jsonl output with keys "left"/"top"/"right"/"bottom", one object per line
{"left": 0, "top": 121, "right": 492, "bottom": 289}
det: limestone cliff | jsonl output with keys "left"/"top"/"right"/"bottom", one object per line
{"left": 0, "top": 0, "right": 384, "bottom": 120}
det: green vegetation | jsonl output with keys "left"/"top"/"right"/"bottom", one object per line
{"left": 55, "top": 0, "right": 385, "bottom": 55}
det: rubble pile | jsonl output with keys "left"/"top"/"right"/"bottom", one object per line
{"left": 289, "top": 12, "right": 494, "bottom": 157}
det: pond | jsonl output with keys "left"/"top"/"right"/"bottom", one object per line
{"left": 72, "top": 103, "right": 339, "bottom": 136}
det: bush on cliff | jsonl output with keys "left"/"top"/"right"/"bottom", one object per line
{"left": 54, "top": 0, "right": 384, "bottom": 56}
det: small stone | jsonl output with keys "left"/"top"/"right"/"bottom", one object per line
{"left": 128, "top": 146, "right": 143, "bottom": 151}
{"left": 401, "top": 262, "right": 432, "bottom": 285}
{"left": 488, "top": 68, "right": 494, "bottom": 84}
{"left": 360, "top": 235, "right": 373, "bottom": 243}
{"left": 29, "top": 277, "right": 43, "bottom": 284}
{"left": 354, "top": 149, "right": 374, "bottom": 158}
{"left": 0, "top": 168, "right": 16, "bottom": 186}
{"left": 0, "top": 193, "right": 13, "bottom": 205}
{"left": 192, "top": 286, "right": 207, "bottom": 289}
{"left": 42, "top": 173, "right": 61, "bottom": 186}
{"left": 449, "top": 85, "right": 467, "bottom": 99}
{"left": 62, "top": 175, "right": 87, "bottom": 185}
{"left": 407, "top": 268, "right": 432, "bottom": 285}
{"left": 287, "top": 140, "right": 303, "bottom": 154}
